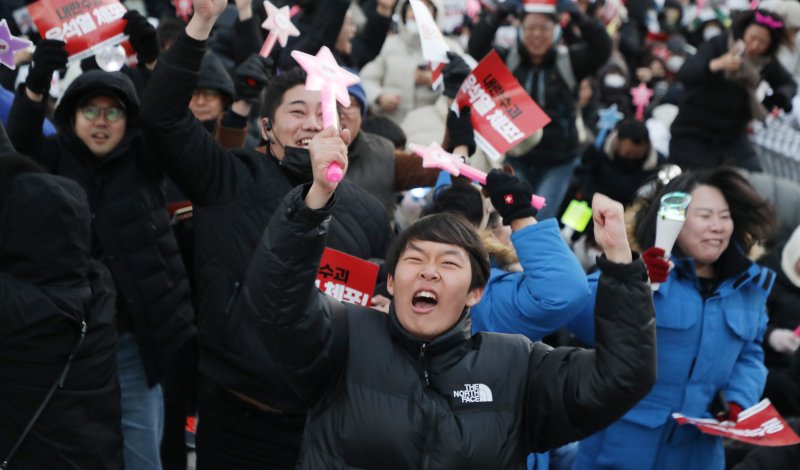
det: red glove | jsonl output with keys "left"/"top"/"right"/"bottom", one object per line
{"left": 716, "top": 402, "right": 743, "bottom": 423}
{"left": 642, "top": 247, "right": 670, "bottom": 283}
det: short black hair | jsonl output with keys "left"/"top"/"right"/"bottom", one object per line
{"left": 361, "top": 116, "right": 407, "bottom": 150}
{"left": 422, "top": 178, "right": 485, "bottom": 228}
{"left": 617, "top": 118, "right": 650, "bottom": 145}
{"left": 156, "top": 18, "right": 185, "bottom": 50}
{"left": 260, "top": 67, "right": 308, "bottom": 121}
{"left": 385, "top": 212, "right": 491, "bottom": 291}
{"left": 731, "top": 9, "right": 785, "bottom": 58}
{"left": 633, "top": 167, "right": 777, "bottom": 252}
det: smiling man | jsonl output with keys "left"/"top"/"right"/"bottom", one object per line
{"left": 228, "top": 120, "right": 658, "bottom": 468}
{"left": 138, "top": 2, "right": 393, "bottom": 467}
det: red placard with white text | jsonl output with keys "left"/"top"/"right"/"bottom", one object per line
{"left": 673, "top": 399, "right": 800, "bottom": 447}
{"left": 315, "top": 248, "right": 379, "bottom": 307}
{"left": 27, "top": 0, "right": 127, "bottom": 61}
{"left": 455, "top": 50, "right": 551, "bottom": 161}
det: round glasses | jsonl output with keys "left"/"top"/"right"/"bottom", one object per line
{"left": 80, "top": 105, "right": 126, "bottom": 122}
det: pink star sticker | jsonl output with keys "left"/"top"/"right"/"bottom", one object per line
{"left": 408, "top": 142, "right": 462, "bottom": 176}
{"left": 630, "top": 83, "right": 654, "bottom": 121}
{"left": 0, "top": 19, "right": 32, "bottom": 70}
{"left": 260, "top": 1, "right": 300, "bottom": 57}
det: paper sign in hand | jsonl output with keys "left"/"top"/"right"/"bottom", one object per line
{"left": 0, "top": 19, "right": 32, "bottom": 70}
{"left": 408, "top": 141, "right": 546, "bottom": 210}
{"left": 408, "top": 0, "right": 450, "bottom": 90}
{"left": 260, "top": 1, "right": 300, "bottom": 58}
{"left": 630, "top": 83, "right": 654, "bottom": 121}
{"left": 595, "top": 104, "right": 624, "bottom": 149}
{"left": 291, "top": 46, "right": 360, "bottom": 182}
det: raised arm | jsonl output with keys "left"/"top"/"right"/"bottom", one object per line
{"left": 139, "top": 0, "right": 246, "bottom": 205}
{"left": 231, "top": 126, "right": 352, "bottom": 406}
{"left": 567, "top": 11, "right": 613, "bottom": 81}
{"left": 524, "top": 193, "right": 656, "bottom": 451}
{"left": 6, "top": 40, "right": 67, "bottom": 165}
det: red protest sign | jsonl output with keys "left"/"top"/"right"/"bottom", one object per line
{"left": 673, "top": 399, "right": 800, "bottom": 447}
{"left": 315, "top": 248, "right": 379, "bottom": 307}
{"left": 27, "top": 0, "right": 127, "bottom": 61}
{"left": 455, "top": 50, "right": 551, "bottom": 161}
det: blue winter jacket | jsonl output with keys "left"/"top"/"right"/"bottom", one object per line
{"left": 471, "top": 219, "right": 591, "bottom": 341}
{"left": 568, "top": 244, "right": 773, "bottom": 469}
{"left": 471, "top": 219, "right": 591, "bottom": 470}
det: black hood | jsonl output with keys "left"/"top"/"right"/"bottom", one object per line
{"left": 197, "top": 51, "right": 235, "bottom": 102}
{"left": 0, "top": 172, "right": 91, "bottom": 288}
{"left": 54, "top": 70, "right": 140, "bottom": 132}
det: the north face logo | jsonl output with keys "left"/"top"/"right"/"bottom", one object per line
{"left": 453, "top": 384, "right": 493, "bottom": 403}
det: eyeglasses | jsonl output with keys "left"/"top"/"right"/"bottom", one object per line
{"left": 80, "top": 105, "right": 126, "bottom": 122}
{"left": 523, "top": 23, "right": 555, "bottom": 33}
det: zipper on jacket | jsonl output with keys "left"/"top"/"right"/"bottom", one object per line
{"left": 419, "top": 343, "right": 430, "bottom": 386}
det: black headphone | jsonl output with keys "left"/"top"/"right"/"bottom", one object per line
{"left": 264, "top": 120, "right": 272, "bottom": 131}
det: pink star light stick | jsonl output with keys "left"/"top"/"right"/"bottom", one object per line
{"left": 261, "top": 1, "right": 301, "bottom": 58}
{"left": 0, "top": 19, "right": 32, "bottom": 70}
{"left": 291, "top": 46, "right": 360, "bottom": 182}
{"left": 408, "top": 142, "right": 546, "bottom": 210}
{"left": 630, "top": 83, "right": 654, "bottom": 121}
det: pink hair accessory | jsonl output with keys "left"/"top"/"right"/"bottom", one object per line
{"left": 754, "top": 12, "right": 783, "bottom": 29}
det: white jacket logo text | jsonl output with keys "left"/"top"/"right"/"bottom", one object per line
{"left": 453, "top": 384, "right": 493, "bottom": 403}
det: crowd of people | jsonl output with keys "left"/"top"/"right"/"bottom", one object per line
{"left": 2, "top": 0, "right": 800, "bottom": 468}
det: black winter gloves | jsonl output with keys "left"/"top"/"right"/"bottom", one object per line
{"left": 445, "top": 107, "right": 476, "bottom": 156}
{"left": 486, "top": 169, "right": 537, "bottom": 225}
{"left": 763, "top": 93, "right": 793, "bottom": 113}
{"left": 234, "top": 54, "right": 274, "bottom": 104}
{"left": 26, "top": 40, "right": 68, "bottom": 95}
{"left": 124, "top": 11, "right": 159, "bottom": 64}
{"left": 442, "top": 51, "right": 471, "bottom": 99}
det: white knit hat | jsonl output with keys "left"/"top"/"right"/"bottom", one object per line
{"left": 781, "top": 224, "right": 800, "bottom": 288}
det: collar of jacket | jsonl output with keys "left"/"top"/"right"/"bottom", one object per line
{"left": 662, "top": 243, "right": 757, "bottom": 296}
{"left": 388, "top": 302, "right": 473, "bottom": 363}
{"left": 58, "top": 128, "right": 137, "bottom": 169}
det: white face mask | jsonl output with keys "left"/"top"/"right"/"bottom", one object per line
{"left": 603, "top": 73, "right": 626, "bottom": 89}
{"left": 703, "top": 25, "right": 722, "bottom": 42}
{"left": 405, "top": 20, "right": 418, "bottom": 36}
{"left": 494, "top": 25, "right": 518, "bottom": 49}
{"left": 666, "top": 55, "right": 685, "bottom": 73}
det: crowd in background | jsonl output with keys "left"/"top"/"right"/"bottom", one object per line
{"left": 2, "top": 0, "right": 800, "bottom": 468}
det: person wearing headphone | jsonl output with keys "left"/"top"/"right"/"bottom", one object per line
{"left": 138, "top": 2, "right": 394, "bottom": 467}
{"left": 468, "top": 0, "right": 612, "bottom": 219}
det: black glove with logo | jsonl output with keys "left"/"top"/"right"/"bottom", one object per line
{"left": 442, "top": 51, "right": 471, "bottom": 99}
{"left": 445, "top": 107, "right": 476, "bottom": 156}
{"left": 124, "top": 10, "right": 159, "bottom": 64}
{"left": 486, "top": 169, "right": 537, "bottom": 225}
{"left": 26, "top": 39, "right": 68, "bottom": 95}
{"left": 234, "top": 54, "right": 274, "bottom": 104}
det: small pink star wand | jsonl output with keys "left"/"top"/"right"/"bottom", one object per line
{"left": 408, "top": 142, "right": 546, "bottom": 210}
{"left": 630, "top": 83, "right": 654, "bottom": 121}
{"left": 291, "top": 46, "right": 360, "bottom": 182}
{"left": 260, "top": 1, "right": 300, "bottom": 58}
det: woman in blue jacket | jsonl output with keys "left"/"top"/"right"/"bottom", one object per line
{"left": 570, "top": 167, "right": 777, "bottom": 469}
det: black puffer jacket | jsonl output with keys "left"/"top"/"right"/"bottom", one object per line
{"left": 0, "top": 168, "right": 122, "bottom": 469}
{"left": 758, "top": 249, "right": 800, "bottom": 369}
{"left": 7, "top": 71, "right": 196, "bottom": 386}
{"left": 229, "top": 184, "right": 656, "bottom": 469}
{"left": 139, "top": 33, "right": 394, "bottom": 404}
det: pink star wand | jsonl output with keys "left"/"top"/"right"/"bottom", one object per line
{"left": 630, "top": 83, "right": 654, "bottom": 121}
{"left": 291, "top": 46, "right": 360, "bottom": 182}
{"left": 261, "top": 1, "right": 301, "bottom": 58}
{"left": 409, "top": 142, "right": 546, "bottom": 210}
{"left": 0, "top": 19, "right": 32, "bottom": 70}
